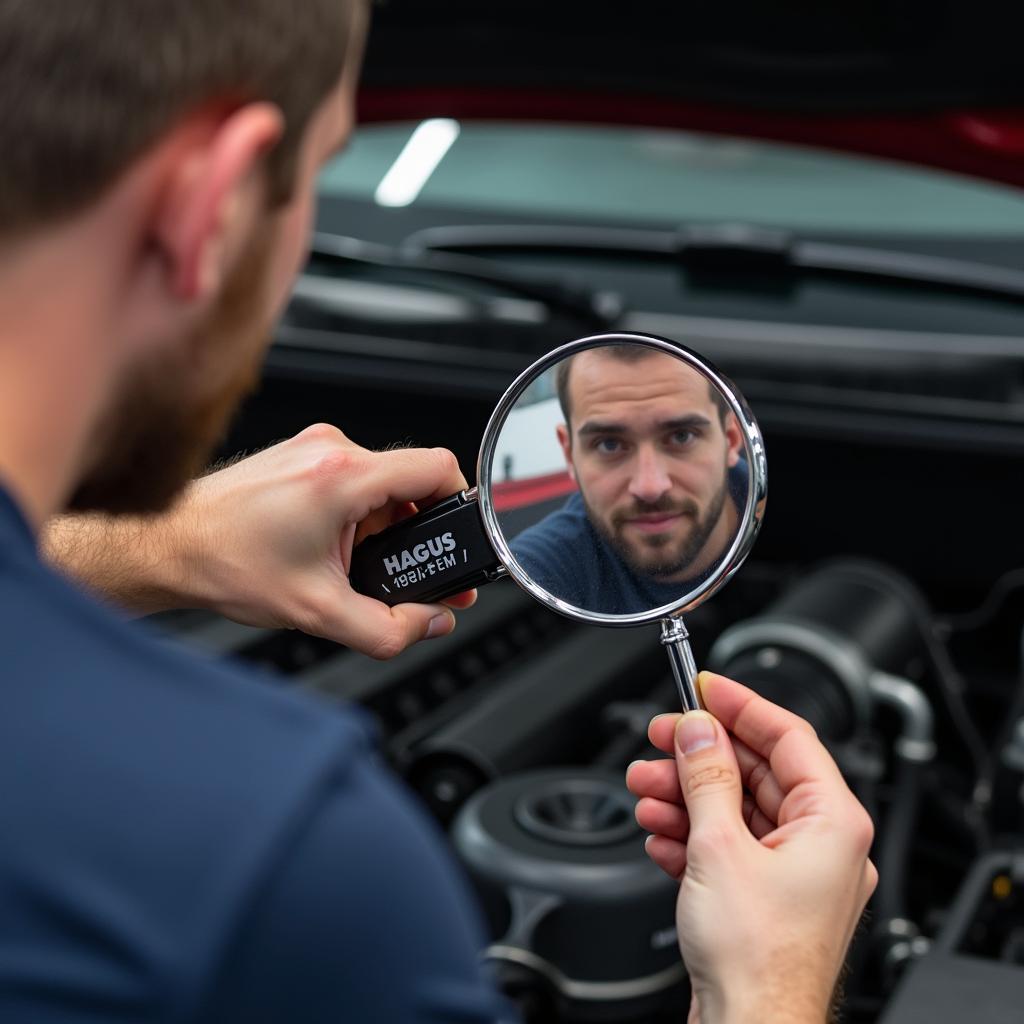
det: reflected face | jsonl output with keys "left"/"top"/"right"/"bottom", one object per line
{"left": 558, "top": 348, "right": 742, "bottom": 581}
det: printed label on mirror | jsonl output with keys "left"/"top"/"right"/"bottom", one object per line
{"left": 348, "top": 491, "right": 497, "bottom": 606}
{"left": 381, "top": 531, "right": 461, "bottom": 592}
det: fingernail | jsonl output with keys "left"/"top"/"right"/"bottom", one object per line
{"left": 695, "top": 671, "right": 716, "bottom": 702}
{"left": 676, "top": 711, "right": 717, "bottom": 755}
{"left": 425, "top": 610, "right": 454, "bottom": 640}
{"left": 650, "top": 713, "right": 680, "bottom": 728}
{"left": 626, "top": 759, "right": 644, "bottom": 775}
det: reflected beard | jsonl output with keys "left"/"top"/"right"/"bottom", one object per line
{"left": 67, "top": 224, "right": 274, "bottom": 515}
{"left": 586, "top": 479, "right": 729, "bottom": 581}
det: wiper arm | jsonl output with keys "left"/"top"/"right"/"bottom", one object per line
{"left": 402, "top": 223, "right": 1024, "bottom": 306}
{"left": 307, "top": 232, "right": 623, "bottom": 328}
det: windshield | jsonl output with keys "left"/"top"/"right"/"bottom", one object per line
{"left": 318, "top": 120, "right": 1024, "bottom": 237}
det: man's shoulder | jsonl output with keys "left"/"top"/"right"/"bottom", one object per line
{"left": 510, "top": 491, "right": 592, "bottom": 559}
{"left": 506, "top": 494, "right": 600, "bottom": 607}
{"left": 0, "top": 540, "right": 360, "bottom": 760}
{"left": 0, "top": 549, "right": 380, "bottom": 1011}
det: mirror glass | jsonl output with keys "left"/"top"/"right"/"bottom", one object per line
{"left": 484, "top": 338, "right": 758, "bottom": 619}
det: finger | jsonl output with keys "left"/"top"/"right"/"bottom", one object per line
{"left": 626, "top": 757, "right": 682, "bottom": 804}
{"left": 864, "top": 858, "right": 879, "bottom": 899}
{"left": 635, "top": 796, "right": 690, "bottom": 842}
{"left": 699, "top": 671, "right": 818, "bottom": 754}
{"left": 648, "top": 713, "right": 681, "bottom": 755}
{"left": 644, "top": 834, "right": 686, "bottom": 880}
{"left": 770, "top": 727, "right": 857, "bottom": 826}
{"left": 630, "top": 760, "right": 764, "bottom": 840}
{"left": 353, "top": 501, "right": 416, "bottom": 547}
{"left": 442, "top": 589, "right": 478, "bottom": 610}
{"left": 646, "top": 716, "right": 784, "bottom": 822}
{"left": 699, "top": 672, "right": 848, "bottom": 797}
{"left": 741, "top": 793, "right": 776, "bottom": 840}
{"left": 354, "top": 501, "right": 405, "bottom": 548}
{"left": 733, "top": 738, "right": 784, "bottom": 825}
{"left": 355, "top": 447, "right": 468, "bottom": 517}
{"left": 760, "top": 760, "right": 873, "bottom": 855}
{"left": 319, "top": 588, "right": 455, "bottom": 659}
{"left": 674, "top": 711, "right": 746, "bottom": 844}
{"left": 390, "top": 500, "right": 419, "bottom": 524}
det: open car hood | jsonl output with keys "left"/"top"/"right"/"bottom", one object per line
{"left": 358, "top": 1, "right": 1024, "bottom": 189}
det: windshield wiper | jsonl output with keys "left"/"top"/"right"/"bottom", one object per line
{"left": 307, "top": 232, "right": 623, "bottom": 328}
{"left": 401, "top": 223, "right": 1024, "bottom": 306}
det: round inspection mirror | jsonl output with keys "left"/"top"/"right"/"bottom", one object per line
{"left": 477, "top": 333, "right": 766, "bottom": 626}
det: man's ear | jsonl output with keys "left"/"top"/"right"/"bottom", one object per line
{"left": 724, "top": 412, "right": 743, "bottom": 467}
{"left": 556, "top": 422, "right": 576, "bottom": 483}
{"left": 152, "top": 102, "right": 285, "bottom": 302}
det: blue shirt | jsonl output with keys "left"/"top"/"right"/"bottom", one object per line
{"left": 509, "top": 464, "right": 748, "bottom": 616}
{"left": 0, "top": 484, "right": 514, "bottom": 1023}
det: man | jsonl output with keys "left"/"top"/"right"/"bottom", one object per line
{"left": 0, "top": 2, "right": 874, "bottom": 1021}
{"left": 511, "top": 344, "right": 747, "bottom": 615}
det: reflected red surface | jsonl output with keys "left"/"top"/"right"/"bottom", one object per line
{"left": 492, "top": 470, "right": 577, "bottom": 512}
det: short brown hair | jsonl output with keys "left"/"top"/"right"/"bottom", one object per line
{"left": 555, "top": 344, "right": 730, "bottom": 430}
{"left": 0, "top": 0, "right": 360, "bottom": 236}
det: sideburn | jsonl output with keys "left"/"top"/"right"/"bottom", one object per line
{"left": 67, "top": 222, "right": 276, "bottom": 515}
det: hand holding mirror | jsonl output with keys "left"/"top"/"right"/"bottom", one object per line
{"left": 349, "top": 332, "right": 766, "bottom": 711}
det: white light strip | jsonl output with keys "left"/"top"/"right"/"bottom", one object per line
{"left": 374, "top": 118, "right": 460, "bottom": 207}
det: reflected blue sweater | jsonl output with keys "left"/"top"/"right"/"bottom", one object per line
{"left": 510, "top": 463, "right": 748, "bottom": 616}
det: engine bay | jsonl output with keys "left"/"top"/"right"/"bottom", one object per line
{"left": 145, "top": 109, "right": 1024, "bottom": 1013}
{"left": 150, "top": 238, "right": 1024, "bottom": 1019}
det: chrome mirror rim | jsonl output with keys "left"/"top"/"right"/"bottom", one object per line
{"left": 476, "top": 331, "right": 767, "bottom": 627}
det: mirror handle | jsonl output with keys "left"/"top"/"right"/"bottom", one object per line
{"left": 661, "top": 618, "right": 704, "bottom": 712}
{"left": 349, "top": 490, "right": 503, "bottom": 608}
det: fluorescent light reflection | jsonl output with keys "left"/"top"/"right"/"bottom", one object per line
{"left": 374, "top": 118, "right": 460, "bottom": 207}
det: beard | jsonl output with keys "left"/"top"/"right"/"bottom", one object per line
{"left": 586, "top": 475, "right": 729, "bottom": 582}
{"left": 67, "top": 222, "right": 276, "bottom": 515}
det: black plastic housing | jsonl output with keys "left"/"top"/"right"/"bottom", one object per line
{"left": 349, "top": 491, "right": 502, "bottom": 606}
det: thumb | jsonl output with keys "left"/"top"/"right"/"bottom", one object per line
{"left": 321, "top": 590, "right": 455, "bottom": 659}
{"left": 674, "top": 711, "right": 745, "bottom": 839}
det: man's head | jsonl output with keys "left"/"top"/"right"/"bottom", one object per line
{"left": 554, "top": 345, "right": 743, "bottom": 581}
{"left": 0, "top": 0, "right": 366, "bottom": 515}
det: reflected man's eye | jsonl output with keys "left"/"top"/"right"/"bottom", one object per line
{"left": 594, "top": 437, "right": 623, "bottom": 454}
{"left": 668, "top": 429, "right": 698, "bottom": 448}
